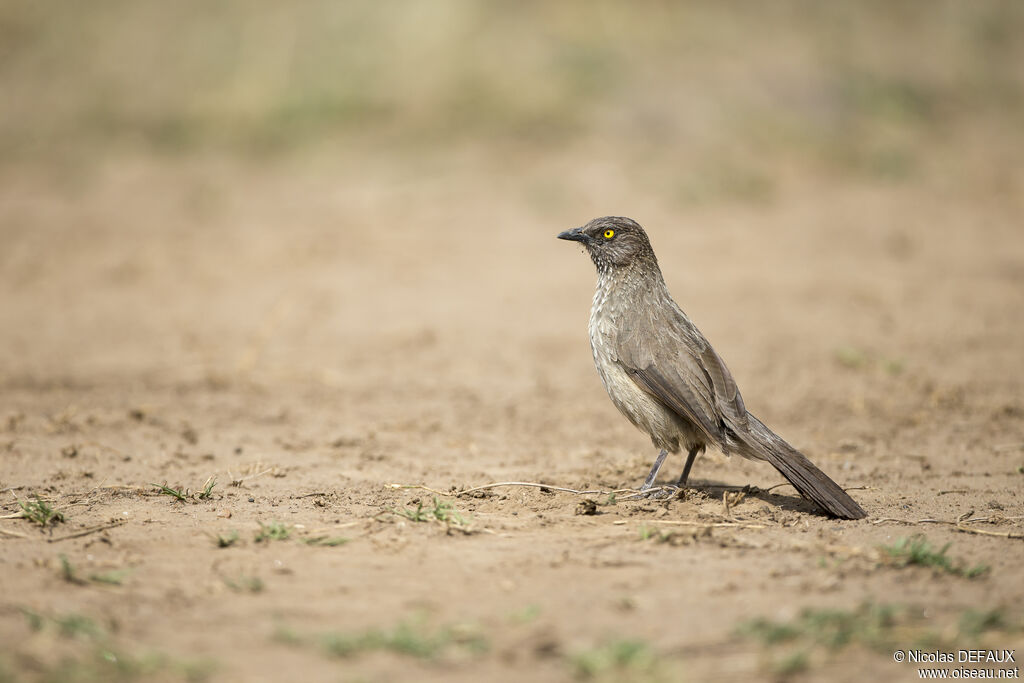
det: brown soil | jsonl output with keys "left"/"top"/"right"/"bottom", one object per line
{"left": 1, "top": 152, "right": 1021, "bottom": 683}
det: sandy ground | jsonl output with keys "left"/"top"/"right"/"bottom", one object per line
{"left": 1, "top": 148, "right": 1022, "bottom": 682}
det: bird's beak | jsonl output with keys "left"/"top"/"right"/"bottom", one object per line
{"left": 557, "top": 227, "right": 587, "bottom": 243}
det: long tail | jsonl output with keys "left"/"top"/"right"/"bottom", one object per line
{"left": 736, "top": 413, "right": 867, "bottom": 520}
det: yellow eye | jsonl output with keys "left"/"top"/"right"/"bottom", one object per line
{"left": 603, "top": 229, "right": 615, "bottom": 239}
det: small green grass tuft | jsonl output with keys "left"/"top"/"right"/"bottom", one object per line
{"left": 20, "top": 497, "right": 65, "bottom": 527}
{"left": 50, "top": 648, "right": 215, "bottom": 683}
{"left": 22, "top": 609, "right": 45, "bottom": 632}
{"left": 24, "top": 609, "right": 103, "bottom": 640}
{"left": 150, "top": 482, "right": 187, "bottom": 502}
{"left": 54, "top": 614, "right": 103, "bottom": 640}
{"left": 396, "top": 497, "right": 471, "bottom": 530}
{"left": 89, "top": 569, "right": 130, "bottom": 586}
{"left": 637, "top": 523, "right": 710, "bottom": 545}
{"left": 571, "top": 639, "right": 655, "bottom": 680}
{"left": 737, "top": 602, "right": 1020, "bottom": 676}
{"left": 301, "top": 536, "right": 349, "bottom": 547}
{"left": 284, "top": 619, "right": 488, "bottom": 661}
{"left": 835, "top": 346, "right": 869, "bottom": 370}
{"left": 398, "top": 501, "right": 430, "bottom": 522}
{"left": 197, "top": 477, "right": 217, "bottom": 500}
{"left": 507, "top": 604, "right": 542, "bottom": 624}
{"left": 740, "top": 604, "right": 898, "bottom": 651}
{"left": 19, "top": 609, "right": 216, "bottom": 681}
{"left": 215, "top": 531, "right": 240, "bottom": 548}
{"left": 222, "top": 574, "right": 264, "bottom": 593}
{"left": 59, "top": 554, "right": 85, "bottom": 585}
{"left": 255, "top": 521, "right": 291, "bottom": 543}
{"left": 774, "top": 650, "right": 810, "bottom": 675}
{"left": 380, "top": 622, "right": 448, "bottom": 658}
{"left": 151, "top": 477, "right": 219, "bottom": 503}
{"left": 958, "top": 609, "right": 1007, "bottom": 637}
{"left": 880, "top": 535, "right": 989, "bottom": 578}
{"left": 273, "top": 625, "right": 302, "bottom": 645}
{"left": 430, "top": 498, "right": 467, "bottom": 525}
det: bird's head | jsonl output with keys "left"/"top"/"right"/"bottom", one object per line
{"left": 557, "top": 216, "right": 656, "bottom": 271}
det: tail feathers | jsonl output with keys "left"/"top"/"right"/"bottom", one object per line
{"left": 738, "top": 413, "right": 867, "bottom": 520}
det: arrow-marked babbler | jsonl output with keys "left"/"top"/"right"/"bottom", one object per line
{"left": 558, "top": 216, "right": 866, "bottom": 519}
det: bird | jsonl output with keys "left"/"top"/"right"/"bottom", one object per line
{"left": 558, "top": 216, "right": 866, "bottom": 519}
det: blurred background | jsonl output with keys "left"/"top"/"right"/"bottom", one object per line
{"left": 4, "top": 2, "right": 1022, "bottom": 172}
{"left": 1, "top": 0, "right": 1022, "bottom": 410}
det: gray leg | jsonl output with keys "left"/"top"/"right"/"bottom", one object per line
{"left": 639, "top": 449, "right": 669, "bottom": 491}
{"left": 675, "top": 445, "right": 701, "bottom": 487}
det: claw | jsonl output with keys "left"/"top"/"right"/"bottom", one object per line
{"left": 634, "top": 484, "right": 683, "bottom": 500}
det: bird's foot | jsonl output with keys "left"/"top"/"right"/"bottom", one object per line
{"left": 635, "top": 484, "right": 684, "bottom": 500}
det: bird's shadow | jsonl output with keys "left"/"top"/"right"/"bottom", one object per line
{"left": 680, "top": 478, "right": 830, "bottom": 518}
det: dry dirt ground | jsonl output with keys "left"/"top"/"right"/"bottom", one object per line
{"left": 2, "top": 5, "right": 1024, "bottom": 683}
{"left": 1, "top": 150, "right": 1022, "bottom": 683}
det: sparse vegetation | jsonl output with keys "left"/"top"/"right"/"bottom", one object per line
{"left": 738, "top": 603, "right": 1020, "bottom": 675}
{"left": 834, "top": 346, "right": 904, "bottom": 375}
{"left": 57, "top": 555, "right": 129, "bottom": 586}
{"left": 48, "top": 612, "right": 103, "bottom": 640}
{"left": 739, "top": 603, "right": 899, "bottom": 651}
{"left": 59, "top": 554, "right": 84, "bottom": 585}
{"left": 396, "top": 497, "right": 471, "bottom": 531}
{"left": 571, "top": 639, "right": 657, "bottom": 680}
{"left": 151, "top": 482, "right": 187, "bottom": 502}
{"left": 958, "top": 609, "right": 1009, "bottom": 637}
{"left": 255, "top": 521, "right": 291, "bottom": 543}
{"left": 197, "top": 477, "right": 217, "bottom": 500}
{"left": 637, "top": 524, "right": 711, "bottom": 545}
{"left": 150, "top": 477, "right": 219, "bottom": 503}
{"left": 19, "top": 497, "right": 65, "bottom": 527}
{"left": 300, "top": 535, "right": 349, "bottom": 547}
{"left": 20, "top": 609, "right": 215, "bottom": 681}
{"left": 89, "top": 569, "right": 130, "bottom": 586}
{"left": 773, "top": 651, "right": 810, "bottom": 676}
{"left": 396, "top": 500, "right": 430, "bottom": 522}
{"left": 222, "top": 574, "right": 264, "bottom": 594}
{"left": 216, "top": 531, "right": 240, "bottom": 548}
{"left": 282, "top": 619, "right": 488, "bottom": 661}
{"left": 880, "top": 535, "right": 989, "bottom": 578}
{"left": 507, "top": 604, "right": 542, "bottom": 624}
{"left": 249, "top": 522, "right": 347, "bottom": 546}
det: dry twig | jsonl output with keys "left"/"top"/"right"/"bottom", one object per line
{"left": 0, "top": 527, "right": 29, "bottom": 538}
{"left": 389, "top": 481, "right": 629, "bottom": 498}
{"left": 46, "top": 519, "right": 126, "bottom": 543}
{"left": 871, "top": 511, "right": 1023, "bottom": 540}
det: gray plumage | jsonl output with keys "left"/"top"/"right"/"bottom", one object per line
{"left": 559, "top": 216, "right": 866, "bottom": 520}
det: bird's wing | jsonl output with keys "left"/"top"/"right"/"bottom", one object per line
{"left": 698, "top": 342, "right": 747, "bottom": 429}
{"left": 616, "top": 302, "right": 748, "bottom": 443}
